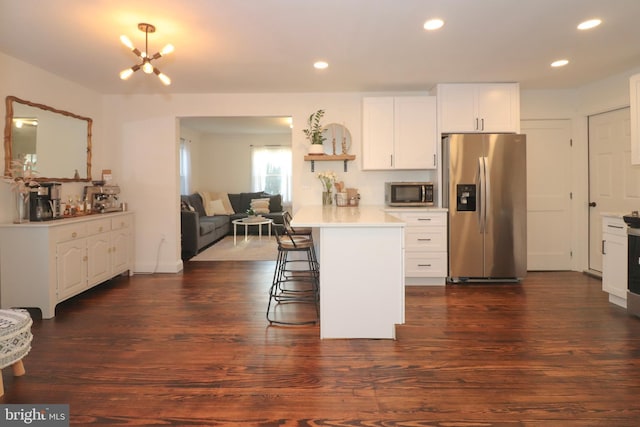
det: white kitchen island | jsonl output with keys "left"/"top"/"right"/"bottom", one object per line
{"left": 291, "top": 205, "right": 405, "bottom": 339}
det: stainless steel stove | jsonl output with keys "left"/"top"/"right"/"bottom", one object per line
{"left": 625, "top": 213, "right": 640, "bottom": 317}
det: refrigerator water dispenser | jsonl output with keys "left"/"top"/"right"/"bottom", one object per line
{"left": 456, "top": 184, "right": 476, "bottom": 212}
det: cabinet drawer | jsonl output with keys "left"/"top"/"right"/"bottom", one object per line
{"left": 112, "top": 215, "right": 132, "bottom": 231}
{"left": 602, "top": 216, "right": 627, "bottom": 237}
{"left": 405, "top": 227, "right": 446, "bottom": 251}
{"left": 393, "top": 211, "right": 446, "bottom": 226}
{"left": 54, "top": 223, "right": 87, "bottom": 242}
{"left": 405, "top": 252, "right": 447, "bottom": 277}
{"left": 87, "top": 218, "right": 111, "bottom": 235}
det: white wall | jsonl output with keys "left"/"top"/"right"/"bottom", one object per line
{"left": 520, "top": 65, "right": 640, "bottom": 272}
{"left": 188, "top": 131, "right": 291, "bottom": 194}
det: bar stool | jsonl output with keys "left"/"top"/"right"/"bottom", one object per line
{"left": 266, "top": 224, "right": 319, "bottom": 325}
{"left": 283, "top": 211, "right": 312, "bottom": 237}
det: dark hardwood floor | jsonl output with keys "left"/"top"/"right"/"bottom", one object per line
{"left": 2, "top": 263, "right": 640, "bottom": 426}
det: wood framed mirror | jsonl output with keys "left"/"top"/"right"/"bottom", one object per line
{"left": 4, "top": 96, "right": 92, "bottom": 182}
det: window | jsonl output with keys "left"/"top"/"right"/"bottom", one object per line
{"left": 179, "top": 138, "right": 191, "bottom": 195}
{"left": 251, "top": 146, "right": 292, "bottom": 203}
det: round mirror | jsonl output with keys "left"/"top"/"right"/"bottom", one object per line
{"left": 321, "top": 123, "right": 351, "bottom": 155}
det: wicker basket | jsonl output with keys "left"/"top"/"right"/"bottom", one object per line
{"left": 335, "top": 192, "right": 359, "bottom": 207}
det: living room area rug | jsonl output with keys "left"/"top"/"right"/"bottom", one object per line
{"left": 190, "top": 235, "right": 278, "bottom": 261}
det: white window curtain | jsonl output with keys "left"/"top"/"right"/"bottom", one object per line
{"left": 251, "top": 146, "right": 292, "bottom": 203}
{"left": 179, "top": 138, "right": 191, "bottom": 195}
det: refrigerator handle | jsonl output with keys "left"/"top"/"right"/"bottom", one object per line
{"left": 477, "top": 157, "right": 485, "bottom": 233}
{"left": 483, "top": 156, "right": 490, "bottom": 233}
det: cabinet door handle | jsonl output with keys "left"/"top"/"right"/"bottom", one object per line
{"left": 475, "top": 118, "right": 479, "bottom": 130}
{"left": 433, "top": 154, "right": 436, "bottom": 167}
{"left": 418, "top": 238, "right": 432, "bottom": 241}
{"left": 481, "top": 118, "right": 484, "bottom": 131}
{"left": 418, "top": 218, "right": 432, "bottom": 221}
{"left": 418, "top": 264, "right": 432, "bottom": 267}
{"left": 607, "top": 225, "right": 624, "bottom": 229}
{"left": 602, "top": 240, "right": 606, "bottom": 255}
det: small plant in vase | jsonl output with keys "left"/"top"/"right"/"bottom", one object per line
{"left": 303, "top": 109, "right": 326, "bottom": 155}
{"left": 317, "top": 170, "right": 337, "bottom": 205}
{"left": 246, "top": 208, "right": 256, "bottom": 218}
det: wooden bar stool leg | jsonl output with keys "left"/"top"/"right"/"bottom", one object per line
{"left": 0, "top": 370, "right": 4, "bottom": 397}
{"left": 12, "top": 360, "right": 26, "bottom": 376}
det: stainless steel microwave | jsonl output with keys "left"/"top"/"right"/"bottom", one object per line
{"left": 385, "top": 182, "right": 434, "bottom": 207}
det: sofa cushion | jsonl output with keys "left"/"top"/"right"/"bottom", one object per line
{"left": 267, "top": 194, "right": 283, "bottom": 212}
{"left": 186, "top": 194, "right": 206, "bottom": 217}
{"left": 228, "top": 193, "right": 242, "bottom": 214}
{"left": 201, "top": 215, "right": 229, "bottom": 227}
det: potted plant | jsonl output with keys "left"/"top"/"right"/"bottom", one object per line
{"left": 303, "top": 109, "right": 326, "bottom": 155}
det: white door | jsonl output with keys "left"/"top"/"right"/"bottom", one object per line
{"left": 521, "top": 119, "right": 572, "bottom": 270}
{"left": 588, "top": 107, "right": 640, "bottom": 272}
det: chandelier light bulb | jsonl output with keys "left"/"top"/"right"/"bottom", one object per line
{"left": 120, "top": 68, "right": 134, "bottom": 80}
{"left": 157, "top": 73, "right": 171, "bottom": 86}
{"left": 142, "top": 61, "right": 154, "bottom": 74}
{"left": 160, "top": 44, "right": 175, "bottom": 56}
{"left": 120, "top": 35, "right": 134, "bottom": 50}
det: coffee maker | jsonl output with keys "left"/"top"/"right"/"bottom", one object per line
{"left": 83, "top": 184, "right": 121, "bottom": 213}
{"left": 29, "top": 182, "right": 62, "bottom": 221}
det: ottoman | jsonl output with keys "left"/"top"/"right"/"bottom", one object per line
{"left": 0, "top": 309, "right": 33, "bottom": 396}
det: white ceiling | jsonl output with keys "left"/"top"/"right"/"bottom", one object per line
{"left": 2, "top": 0, "right": 640, "bottom": 96}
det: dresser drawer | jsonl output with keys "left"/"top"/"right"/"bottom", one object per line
{"left": 393, "top": 211, "right": 446, "bottom": 227}
{"left": 54, "top": 223, "right": 87, "bottom": 243}
{"left": 603, "top": 216, "right": 627, "bottom": 238}
{"left": 87, "top": 218, "right": 111, "bottom": 235}
{"left": 405, "top": 227, "right": 446, "bottom": 251}
{"left": 111, "top": 215, "right": 132, "bottom": 231}
{"left": 405, "top": 252, "right": 448, "bottom": 277}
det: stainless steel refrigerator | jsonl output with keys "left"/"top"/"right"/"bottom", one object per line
{"left": 443, "top": 133, "right": 527, "bottom": 282}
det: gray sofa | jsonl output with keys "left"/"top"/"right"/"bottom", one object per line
{"left": 181, "top": 191, "right": 284, "bottom": 259}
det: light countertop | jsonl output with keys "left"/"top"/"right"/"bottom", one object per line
{"left": 291, "top": 205, "right": 405, "bottom": 228}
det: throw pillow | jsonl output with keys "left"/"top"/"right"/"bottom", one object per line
{"left": 209, "top": 191, "right": 235, "bottom": 214}
{"left": 208, "top": 199, "right": 227, "bottom": 215}
{"left": 198, "top": 191, "right": 215, "bottom": 216}
{"left": 250, "top": 198, "right": 270, "bottom": 214}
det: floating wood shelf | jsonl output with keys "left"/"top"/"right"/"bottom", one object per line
{"left": 304, "top": 154, "right": 356, "bottom": 172}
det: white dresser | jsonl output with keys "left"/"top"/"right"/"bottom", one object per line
{"left": 386, "top": 208, "right": 448, "bottom": 285}
{"left": 601, "top": 213, "right": 627, "bottom": 308}
{"left": 0, "top": 212, "right": 134, "bottom": 318}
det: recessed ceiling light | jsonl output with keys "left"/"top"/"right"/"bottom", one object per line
{"left": 424, "top": 19, "right": 444, "bottom": 31}
{"left": 314, "top": 61, "right": 329, "bottom": 70}
{"left": 551, "top": 59, "right": 569, "bottom": 68}
{"left": 577, "top": 18, "right": 602, "bottom": 30}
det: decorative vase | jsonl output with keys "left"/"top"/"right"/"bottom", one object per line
{"left": 14, "top": 192, "right": 30, "bottom": 224}
{"left": 322, "top": 191, "right": 332, "bottom": 206}
{"left": 309, "top": 144, "right": 324, "bottom": 155}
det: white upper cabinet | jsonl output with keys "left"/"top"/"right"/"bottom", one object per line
{"left": 631, "top": 74, "right": 640, "bottom": 165}
{"left": 362, "top": 96, "right": 437, "bottom": 170}
{"left": 436, "top": 83, "right": 520, "bottom": 133}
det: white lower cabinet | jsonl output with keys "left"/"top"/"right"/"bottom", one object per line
{"left": 387, "top": 209, "right": 448, "bottom": 285}
{"left": 0, "top": 212, "right": 134, "bottom": 318}
{"left": 601, "top": 215, "right": 627, "bottom": 308}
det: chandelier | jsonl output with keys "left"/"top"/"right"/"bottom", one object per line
{"left": 119, "top": 23, "right": 174, "bottom": 86}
